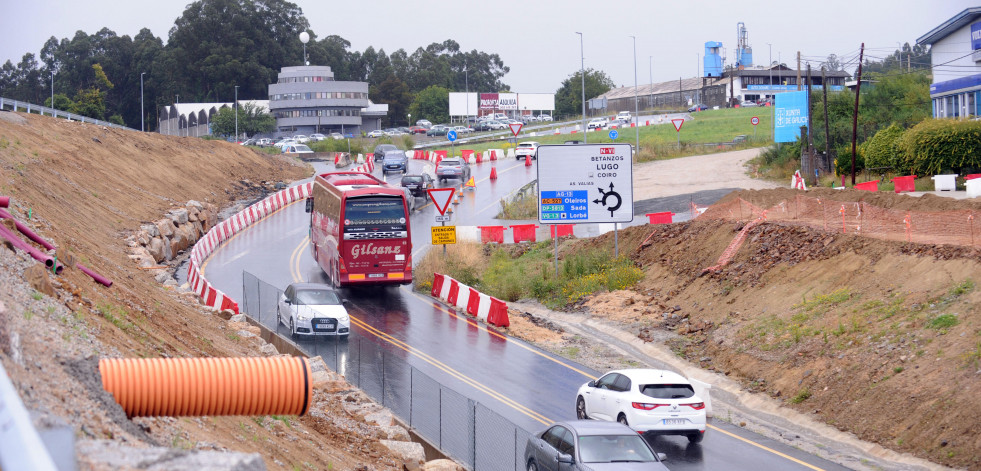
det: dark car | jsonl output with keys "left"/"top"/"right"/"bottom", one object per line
{"left": 382, "top": 150, "right": 408, "bottom": 174}
{"left": 426, "top": 124, "right": 448, "bottom": 137}
{"left": 372, "top": 144, "right": 398, "bottom": 162}
{"left": 435, "top": 157, "right": 471, "bottom": 183}
{"left": 524, "top": 420, "right": 668, "bottom": 471}
{"left": 400, "top": 174, "right": 434, "bottom": 197}
{"left": 688, "top": 104, "right": 709, "bottom": 112}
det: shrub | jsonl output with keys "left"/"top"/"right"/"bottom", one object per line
{"left": 862, "top": 123, "right": 905, "bottom": 170}
{"left": 835, "top": 146, "right": 865, "bottom": 175}
{"left": 896, "top": 119, "right": 981, "bottom": 175}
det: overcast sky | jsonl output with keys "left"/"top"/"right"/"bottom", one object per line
{"left": 1, "top": 0, "right": 976, "bottom": 93}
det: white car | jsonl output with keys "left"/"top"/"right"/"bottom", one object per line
{"left": 277, "top": 283, "right": 350, "bottom": 338}
{"left": 281, "top": 144, "right": 314, "bottom": 155}
{"left": 515, "top": 141, "right": 539, "bottom": 160}
{"left": 276, "top": 138, "right": 298, "bottom": 148}
{"left": 453, "top": 125, "right": 472, "bottom": 134}
{"left": 576, "top": 369, "right": 706, "bottom": 443}
{"left": 293, "top": 134, "right": 309, "bottom": 143}
{"left": 587, "top": 118, "right": 608, "bottom": 130}
{"left": 309, "top": 133, "right": 326, "bottom": 141}
{"left": 539, "top": 114, "right": 553, "bottom": 122}
{"left": 329, "top": 132, "right": 344, "bottom": 140}
{"left": 617, "top": 111, "right": 632, "bottom": 121}
{"left": 367, "top": 130, "right": 385, "bottom": 138}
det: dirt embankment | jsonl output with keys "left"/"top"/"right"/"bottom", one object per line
{"left": 0, "top": 112, "right": 432, "bottom": 470}
{"left": 537, "top": 189, "right": 981, "bottom": 469}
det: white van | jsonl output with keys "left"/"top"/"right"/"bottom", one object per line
{"left": 616, "top": 111, "right": 632, "bottom": 122}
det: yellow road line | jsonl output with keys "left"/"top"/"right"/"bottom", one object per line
{"left": 346, "top": 315, "right": 553, "bottom": 425}
{"left": 707, "top": 424, "right": 826, "bottom": 471}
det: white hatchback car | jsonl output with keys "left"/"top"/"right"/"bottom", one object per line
{"left": 576, "top": 369, "right": 706, "bottom": 443}
{"left": 277, "top": 283, "right": 350, "bottom": 338}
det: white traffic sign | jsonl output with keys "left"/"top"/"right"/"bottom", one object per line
{"left": 509, "top": 122, "right": 523, "bottom": 137}
{"left": 671, "top": 118, "right": 685, "bottom": 132}
{"left": 536, "top": 144, "right": 634, "bottom": 224}
{"left": 427, "top": 188, "right": 456, "bottom": 216}
{"left": 751, "top": 116, "right": 760, "bottom": 126}
{"left": 435, "top": 215, "right": 450, "bottom": 222}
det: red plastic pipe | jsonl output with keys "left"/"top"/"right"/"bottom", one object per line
{"left": 0, "top": 196, "right": 8, "bottom": 208}
{"left": 0, "top": 208, "right": 56, "bottom": 251}
{"left": 99, "top": 357, "right": 312, "bottom": 417}
{"left": 76, "top": 263, "right": 112, "bottom": 287}
{"left": 0, "top": 224, "right": 63, "bottom": 274}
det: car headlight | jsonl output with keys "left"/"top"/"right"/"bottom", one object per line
{"left": 337, "top": 315, "right": 349, "bottom": 323}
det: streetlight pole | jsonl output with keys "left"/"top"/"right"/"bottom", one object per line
{"left": 576, "top": 32, "right": 586, "bottom": 143}
{"left": 649, "top": 56, "right": 653, "bottom": 110}
{"left": 465, "top": 63, "right": 469, "bottom": 124}
{"left": 234, "top": 85, "right": 239, "bottom": 142}
{"left": 631, "top": 36, "right": 639, "bottom": 153}
{"left": 140, "top": 72, "right": 145, "bottom": 132}
{"left": 767, "top": 43, "right": 772, "bottom": 102}
{"left": 50, "top": 71, "right": 54, "bottom": 114}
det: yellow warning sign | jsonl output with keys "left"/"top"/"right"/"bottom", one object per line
{"left": 431, "top": 226, "right": 457, "bottom": 245}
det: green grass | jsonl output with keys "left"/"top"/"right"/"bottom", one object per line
{"left": 96, "top": 303, "right": 134, "bottom": 331}
{"left": 426, "top": 107, "right": 772, "bottom": 162}
{"left": 790, "top": 388, "right": 812, "bottom": 404}
{"left": 927, "top": 314, "right": 959, "bottom": 331}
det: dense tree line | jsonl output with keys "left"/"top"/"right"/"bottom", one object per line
{"left": 0, "top": 0, "right": 510, "bottom": 129}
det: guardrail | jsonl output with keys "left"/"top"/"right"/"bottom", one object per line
{"left": 0, "top": 96, "right": 137, "bottom": 132}
{"left": 0, "top": 361, "right": 58, "bottom": 471}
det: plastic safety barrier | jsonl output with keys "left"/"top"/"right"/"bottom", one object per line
{"left": 431, "top": 273, "right": 509, "bottom": 327}
{"left": 510, "top": 224, "right": 538, "bottom": 243}
{"left": 549, "top": 225, "right": 574, "bottom": 238}
{"left": 479, "top": 226, "right": 505, "bottom": 244}
{"left": 854, "top": 180, "right": 879, "bottom": 192}
{"left": 646, "top": 212, "right": 674, "bottom": 224}
{"left": 891, "top": 175, "right": 916, "bottom": 193}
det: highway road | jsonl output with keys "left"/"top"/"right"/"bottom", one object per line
{"left": 201, "top": 155, "right": 852, "bottom": 470}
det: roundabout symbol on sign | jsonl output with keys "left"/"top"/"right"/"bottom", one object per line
{"left": 593, "top": 182, "right": 622, "bottom": 217}
{"left": 609, "top": 129, "right": 618, "bottom": 140}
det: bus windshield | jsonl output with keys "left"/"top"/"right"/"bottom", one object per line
{"left": 343, "top": 197, "right": 406, "bottom": 234}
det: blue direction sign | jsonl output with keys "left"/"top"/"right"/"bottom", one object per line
{"left": 609, "top": 129, "right": 619, "bottom": 140}
{"left": 446, "top": 130, "right": 458, "bottom": 142}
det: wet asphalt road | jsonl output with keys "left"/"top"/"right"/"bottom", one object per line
{"left": 201, "top": 156, "right": 851, "bottom": 471}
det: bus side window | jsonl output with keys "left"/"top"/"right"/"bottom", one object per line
{"left": 305, "top": 198, "right": 313, "bottom": 213}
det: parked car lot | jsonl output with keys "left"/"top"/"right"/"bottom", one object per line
{"left": 277, "top": 282, "right": 350, "bottom": 338}
{"left": 576, "top": 369, "right": 706, "bottom": 443}
{"left": 426, "top": 124, "right": 448, "bottom": 137}
{"left": 400, "top": 173, "right": 434, "bottom": 197}
{"left": 524, "top": 420, "right": 668, "bottom": 471}
{"left": 436, "top": 157, "right": 471, "bottom": 183}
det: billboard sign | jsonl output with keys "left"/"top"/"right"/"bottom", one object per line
{"left": 537, "top": 144, "right": 634, "bottom": 224}
{"left": 479, "top": 93, "right": 498, "bottom": 110}
{"left": 774, "top": 91, "right": 809, "bottom": 143}
{"left": 747, "top": 85, "right": 843, "bottom": 91}
{"left": 973, "top": 21, "right": 981, "bottom": 51}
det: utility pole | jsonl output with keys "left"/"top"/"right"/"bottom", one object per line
{"left": 631, "top": 35, "right": 639, "bottom": 153}
{"left": 806, "top": 64, "right": 814, "bottom": 184}
{"left": 576, "top": 32, "right": 587, "bottom": 143}
{"left": 822, "top": 67, "right": 831, "bottom": 173}
{"left": 234, "top": 85, "right": 239, "bottom": 142}
{"left": 796, "top": 51, "right": 801, "bottom": 91}
{"left": 851, "top": 43, "right": 865, "bottom": 186}
{"left": 140, "top": 72, "right": 145, "bottom": 132}
{"left": 649, "top": 56, "right": 653, "bottom": 110}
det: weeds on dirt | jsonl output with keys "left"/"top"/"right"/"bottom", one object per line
{"left": 790, "top": 388, "right": 812, "bottom": 404}
{"left": 96, "top": 303, "right": 133, "bottom": 331}
{"left": 927, "top": 314, "right": 959, "bottom": 333}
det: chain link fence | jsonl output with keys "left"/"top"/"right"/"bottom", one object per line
{"left": 242, "top": 271, "right": 533, "bottom": 471}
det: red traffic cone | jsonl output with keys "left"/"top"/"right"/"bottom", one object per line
{"left": 524, "top": 153, "right": 532, "bottom": 167}
{"left": 490, "top": 167, "right": 498, "bottom": 180}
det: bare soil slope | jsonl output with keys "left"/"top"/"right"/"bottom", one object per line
{"left": 570, "top": 189, "right": 981, "bottom": 469}
{"left": 0, "top": 112, "right": 414, "bottom": 470}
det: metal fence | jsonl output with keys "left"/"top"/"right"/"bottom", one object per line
{"left": 0, "top": 96, "right": 137, "bottom": 131}
{"left": 241, "top": 271, "right": 532, "bottom": 471}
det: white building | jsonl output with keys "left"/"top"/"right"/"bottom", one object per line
{"left": 917, "top": 7, "right": 981, "bottom": 118}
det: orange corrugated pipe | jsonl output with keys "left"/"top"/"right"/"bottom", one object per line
{"left": 99, "top": 357, "right": 312, "bottom": 417}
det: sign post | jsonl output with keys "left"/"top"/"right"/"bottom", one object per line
{"left": 751, "top": 116, "right": 760, "bottom": 140}
{"left": 537, "top": 143, "right": 634, "bottom": 268}
{"left": 427, "top": 187, "right": 456, "bottom": 255}
{"left": 671, "top": 118, "right": 684, "bottom": 147}
{"left": 446, "top": 129, "right": 457, "bottom": 157}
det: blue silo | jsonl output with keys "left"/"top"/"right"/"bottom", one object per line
{"left": 704, "top": 41, "right": 723, "bottom": 77}
{"left": 735, "top": 22, "right": 753, "bottom": 68}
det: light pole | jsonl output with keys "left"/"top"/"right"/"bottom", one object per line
{"left": 234, "top": 85, "right": 239, "bottom": 142}
{"left": 649, "top": 56, "right": 653, "bottom": 110}
{"left": 576, "top": 32, "right": 586, "bottom": 143}
{"left": 465, "top": 63, "right": 469, "bottom": 124}
{"left": 631, "top": 35, "right": 639, "bottom": 153}
{"left": 50, "top": 70, "right": 54, "bottom": 114}
{"left": 767, "top": 43, "right": 772, "bottom": 102}
{"left": 140, "top": 72, "right": 145, "bottom": 132}
{"left": 300, "top": 31, "right": 310, "bottom": 65}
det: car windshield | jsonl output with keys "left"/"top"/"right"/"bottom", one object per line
{"left": 438, "top": 159, "right": 462, "bottom": 167}
{"left": 343, "top": 197, "right": 407, "bottom": 233}
{"left": 640, "top": 383, "right": 695, "bottom": 399}
{"left": 384, "top": 152, "right": 406, "bottom": 161}
{"left": 289, "top": 145, "right": 312, "bottom": 152}
{"left": 578, "top": 435, "right": 657, "bottom": 463}
{"left": 402, "top": 176, "right": 422, "bottom": 183}
{"left": 293, "top": 288, "right": 341, "bottom": 306}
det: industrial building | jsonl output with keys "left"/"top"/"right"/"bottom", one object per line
{"left": 917, "top": 7, "right": 981, "bottom": 118}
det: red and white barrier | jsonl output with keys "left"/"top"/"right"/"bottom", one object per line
{"left": 187, "top": 181, "right": 315, "bottom": 313}
{"left": 431, "top": 273, "right": 509, "bottom": 327}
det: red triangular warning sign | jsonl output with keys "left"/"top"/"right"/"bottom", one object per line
{"left": 509, "top": 122, "right": 523, "bottom": 137}
{"left": 671, "top": 118, "right": 685, "bottom": 132}
{"left": 427, "top": 188, "right": 456, "bottom": 215}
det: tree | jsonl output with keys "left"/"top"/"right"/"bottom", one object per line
{"left": 209, "top": 102, "right": 275, "bottom": 137}
{"left": 555, "top": 68, "right": 615, "bottom": 117}
{"left": 822, "top": 54, "right": 843, "bottom": 72}
{"left": 408, "top": 85, "right": 450, "bottom": 125}
{"left": 371, "top": 75, "right": 413, "bottom": 127}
